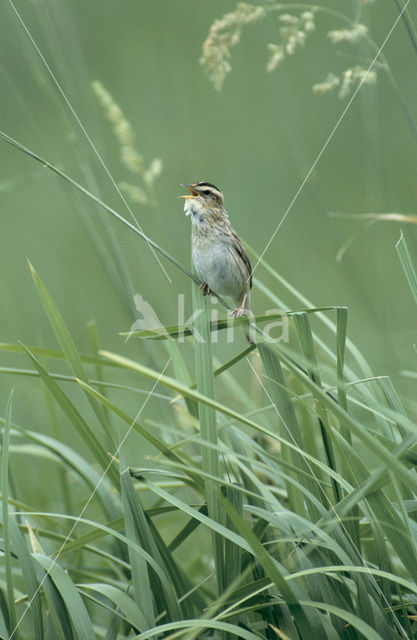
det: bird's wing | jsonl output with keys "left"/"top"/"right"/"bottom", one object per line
{"left": 231, "top": 231, "right": 253, "bottom": 289}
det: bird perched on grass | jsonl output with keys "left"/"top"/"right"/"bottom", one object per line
{"left": 180, "top": 181, "right": 253, "bottom": 321}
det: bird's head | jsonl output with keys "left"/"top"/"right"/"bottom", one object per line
{"left": 180, "top": 181, "right": 224, "bottom": 217}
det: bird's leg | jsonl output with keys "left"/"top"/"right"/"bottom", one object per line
{"left": 200, "top": 282, "right": 211, "bottom": 296}
{"left": 231, "top": 294, "right": 248, "bottom": 319}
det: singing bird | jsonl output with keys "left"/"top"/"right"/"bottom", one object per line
{"left": 181, "top": 181, "right": 252, "bottom": 319}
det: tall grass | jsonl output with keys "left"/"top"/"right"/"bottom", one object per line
{"left": 1, "top": 147, "right": 417, "bottom": 636}
{"left": 2, "top": 1, "right": 417, "bottom": 638}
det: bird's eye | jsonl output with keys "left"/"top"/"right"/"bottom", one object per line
{"left": 203, "top": 190, "right": 212, "bottom": 196}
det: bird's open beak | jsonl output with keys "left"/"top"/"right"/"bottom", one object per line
{"left": 179, "top": 184, "right": 199, "bottom": 199}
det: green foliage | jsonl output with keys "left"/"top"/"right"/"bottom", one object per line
{"left": 2, "top": 241, "right": 417, "bottom": 637}
{"left": 2, "top": 1, "right": 417, "bottom": 638}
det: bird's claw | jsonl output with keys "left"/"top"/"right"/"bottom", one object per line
{"left": 230, "top": 307, "right": 245, "bottom": 319}
{"left": 200, "top": 282, "right": 210, "bottom": 296}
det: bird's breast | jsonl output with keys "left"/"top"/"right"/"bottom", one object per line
{"left": 192, "top": 236, "right": 248, "bottom": 299}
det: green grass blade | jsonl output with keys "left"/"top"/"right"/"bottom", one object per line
{"left": 120, "top": 456, "right": 181, "bottom": 622}
{"left": 257, "top": 342, "right": 323, "bottom": 516}
{"left": 0, "top": 598, "right": 10, "bottom": 640}
{"left": 396, "top": 230, "right": 417, "bottom": 306}
{"left": 33, "top": 554, "right": 95, "bottom": 640}
{"left": 25, "top": 511, "right": 190, "bottom": 594}
{"left": 336, "top": 307, "right": 348, "bottom": 413}
{"left": 271, "top": 340, "right": 417, "bottom": 502}
{"left": 33, "top": 570, "right": 72, "bottom": 639}
{"left": 1, "top": 391, "right": 17, "bottom": 637}
{"left": 141, "top": 479, "right": 324, "bottom": 636}
{"left": 247, "top": 243, "right": 373, "bottom": 377}
{"left": 166, "top": 340, "right": 198, "bottom": 417}
{"left": 191, "top": 282, "right": 224, "bottom": 596}
{"left": 0, "top": 343, "right": 119, "bottom": 367}
{"left": 129, "top": 618, "right": 263, "bottom": 639}
{"left": 96, "top": 349, "right": 355, "bottom": 488}
{"left": 28, "top": 262, "right": 85, "bottom": 381}
{"left": 28, "top": 262, "right": 114, "bottom": 448}
{"left": 144, "top": 514, "right": 199, "bottom": 619}
{"left": 9, "top": 519, "right": 44, "bottom": 639}
{"left": 167, "top": 504, "right": 208, "bottom": 552}
{"left": 79, "top": 583, "right": 148, "bottom": 631}
{"left": 96, "top": 350, "right": 282, "bottom": 440}
{"left": 75, "top": 378, "right": 203, "bottom": 490}
{"left": 215, "top": 491, "right": 320, "bottom": 636}
{"left": 222, "top": 484, "right": 243, "bottom": 593}
{"left": 6, "top": 421, "right": 119, "bottom": 518}
{"left": 293, "top": 312, "right": 340, "bottom": 503}
{"left": 222, "top": 484, "right": 244, "bottom": 638}
{"left": 0, "top": 365, "right": 172, "bottom": 401}
{"left": 335, "top": 306, "right": 361, "bottom": 549}
{"left": 299, "top": 600, "right": 386, "bottom": 640}
{"left": 123, "top": 308, "right": 336, "bottom": 340}
{"left": 87, "top": 320, "right": 114, "bottom": 441}
{"left": 119, "top": 453, "right": 154, "bottom": 628}
{"left": 299, "top": 404, "right": 417, "bottom": 588}
{"left": 21, "top": 344, "right": 120, "bottom": 490}
{"left": 377, "top": 377, "right": 407, "bottom": 440}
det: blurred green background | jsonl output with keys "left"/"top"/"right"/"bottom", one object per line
{"left": 1, "top": 0, "right": 417, "bottom": 447}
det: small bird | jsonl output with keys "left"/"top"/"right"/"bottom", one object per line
{"left": 180, "top": 181, "right": 252, "bottom": 319}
